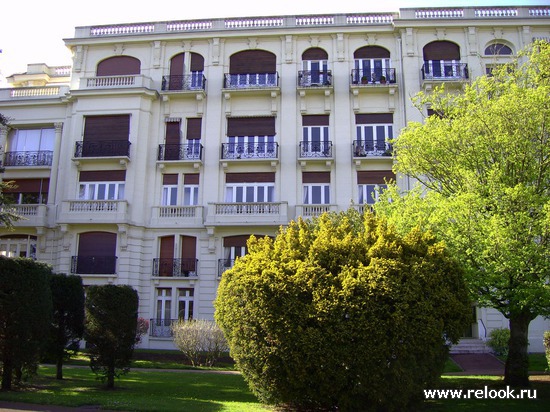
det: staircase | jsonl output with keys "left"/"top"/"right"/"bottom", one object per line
{"left": 450, "top": 338, "right": 491, "bottom": 354}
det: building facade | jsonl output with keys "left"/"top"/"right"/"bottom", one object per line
{"left": 1, "top": 6, "right": 549, "bottom": 351}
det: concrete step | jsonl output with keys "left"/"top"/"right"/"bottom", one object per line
{"left": 450, "top": 338, "right": 491, "bottom": 354}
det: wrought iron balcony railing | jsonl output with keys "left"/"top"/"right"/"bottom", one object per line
{"left": 157, "top": 143, "right": 203, "bottom": 161}
{"left": 3, "top": 151, "right": 53, "bottom": 167}
{"left": 152, "top": 258, "right": 198, "bottom": 277}
{"left": 218, "top": 259, "right": 235, "bottom": 277}
{"left": 421, "top": 61, "right": 469, "bottom": 80}
{"left": 70, "top": 255, "right": 117, "bottom": 275}
{"left": 221, "top": 142, "right": 278, "bottom": 160}
{"left": 224, "top": 72, "right": 279, "bottom": 88}
{"left": 299, "top": 141, "right": 333, "bottom": 158}
{"left": 74, "top": 140, "right": 131, "bottom": 158}
{"left": 149, "top": 318, "right": 178, "bottom": 338}
{"left": 161, "top": 74, "right": 206, "bottom": 91}
{"left": 298, "top": 70, "right": 333, "bottom": 87}
{"left": 352, "top": 140, "right": 393, "bottom": 157}
{"left": 351, "top": 68, "right": 397, "bottom": 85}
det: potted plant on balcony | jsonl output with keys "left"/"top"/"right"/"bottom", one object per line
{"left": 380, "top": 75, "right": 387, "bottom": 84}
{"left": 361, "top": 76, "right": 368, "bottom": 84}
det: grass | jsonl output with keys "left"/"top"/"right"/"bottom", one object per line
{"left": 0, "top": 352, "right": 548, "bottom": 411}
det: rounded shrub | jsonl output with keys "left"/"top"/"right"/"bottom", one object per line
{"left": 487, "top": 328, "right": 510, "bottom": 357}
{"left": 214, "top": 211, "right": 470, "bottom": 411}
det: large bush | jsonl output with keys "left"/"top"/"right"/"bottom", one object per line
{"left": 84, "top": 284, "right": 139, "bottom": 388}
{"left": 544, "top": 331, "right": 550, "bottom": 373}
{"left": 0, "top": 257, "right": 53, "bottom": 390}
{"left": 215, "top": 211, "right": 470, "bottom": 411}
{"left": 487, "top": 328, "right": 510, "bottom": 357}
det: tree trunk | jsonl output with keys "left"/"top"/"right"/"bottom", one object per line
{"left": 107, "top": 365, "right": 115, "bottom": 389}
{"left": 504, "top": 311, "right": 532, "bottom": 387}
{"left": 1, "top": 355, "right": 12, "bottom": 390}
{"left": 56, "top": 356, "right": 64, "bottom": 380}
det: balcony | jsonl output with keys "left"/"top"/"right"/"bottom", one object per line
{"left": 0, "top": 86, "right": 70, "bottom": 101}
{"left": 157, "top": 143, "right": 203, "bottom": 165}
{"left": 79, "top": 75, "right": 152, "bottom": 90}
{"left": 298, "top": 70, "right": 333, "bottom": 87}
{"left": 350, "top": 68, "right": 397, "bottom": 86}
{"left": 74, "top": 140, "right": 131, "bottom": 158}
{"left": 152, "top": 258, "right": 198, "bottom": 278}
{"left": 218, "top": 259, "right": 235, "bottom": 278}
{"left": 205, "top": 202, "right": 288, "bottom": 226}
{"left": 161, "top": 74, "right": 206, "bottom": 91}
{"left": 220, "top": 142, "right": 278, "bottom": 162}
{"left": 58, "top": 200, "right": 129, "bottom": 224}
{"left": 352, "top": 140, "right": 392, "bottom": 158}
{"left": 3, "top": 204, "right": 48, "bottom": 227}
{"left": 223, "top": 72, "right": 279, "bottom": 89}
{"left": 298, "top": 141, "right": 333, "bottom": 167}
{"left": 296, "top": 204, "right": 337, "bottom": 218}
{"left": 70, "top": 255, "right": 117, "bottom": 275}
{"left": 150, "top": 205, "right": 204, "bottom": 227}
{"left": 421, "top": 62, "right": 469, "bottom": 90}
{"left": 3, "top": 151, "right": 53, "bottom": 167}
{"left": 150, "top": 318, "right": 176, "bottom": 338}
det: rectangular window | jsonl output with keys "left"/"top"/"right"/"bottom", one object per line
{"left": 225, "top": 183, "right": 274, "bottom": 203}
{"left": 303, "top": 184, "right": 330, "bottom": 204}
{"left": 358, "top": 184, "right": 387, "bottom": 205}
{"left": 8, "top": 128, "right": 55, "bottom": 152}
{"left": 79, "top": 182, "right": 124, "bottom": 200}
{"left": 354, "top": 58, "right": 391, "bottom": 83}
{"left": 156, "top": 288, "right": 172, "bottom": 321}
{"left": 177, "top": 288, "right": 194, "bottom": 320}
{"left": 357, "top": 170, "right": 395, "bottom": 204}
{"left": 355, "top": 114, "right": 393, "bottom": 156}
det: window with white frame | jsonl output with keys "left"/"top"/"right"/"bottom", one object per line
{"left": 353, "top": 46, "right": 392, "bottom": 83}
{"left": 302, "top": 171, "right": 331, "bottom": 205}
{"left": 161, "top": 174, "right": 178, "bottom": 206}
{"left": 8, "top": 128, "right": 55, "bottom": 153}
{"left": 0, "top": 235, "right": 37, "bottom": 259}
{"left": 355, "top": 114, "right": 393, "bottom": 156}
{"left": 155, "top": 288, "right": 172, "bottom": 321}
{"left": 79, "top": 182, "right": 125, "bottom": 200}
{"left": 224, "top": 173, "right": 275, "bottom": 203}
{"left": 357, "top": 170, "right": 395, "bottom": 205}
{"left": 177, "top": 288, "right": 194, "bottom": 320}
{"left": 301, "top": 115, "right": 330, "bottom": 157}
{"left": 183, "top": 184, "right": 199, "bottom": 205}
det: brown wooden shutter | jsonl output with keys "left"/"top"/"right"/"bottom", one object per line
{"left": 160, "top": 236, "right": 175, "bottom": 260}
{"left": 423, "top": 41, "right": 460, "bottom": 60}
{"left": 78, "top": 232, "right": 116, "bottom": 256}
{"left": 354, "top": 46, "right": 390, "bottom": 59}
{"left": 186, "top": 118, "right": 202, "bottom": 140}
{"left": 79, "top": 170, "right": 126, "bottom": 182}
{"left": 165, "top": 120, "right": 181, "bottom": 145}
{"left": 302, "top": 48, "right": 328, "bottom": 60}
{"left": 183, "top": 174, "right": 200, "bottom": 184}
{"left": 302, "top": 115, "right": 329, "bottom": 126}
{"left": 96, "top": 56, "right": 140, "bottom": 76}
{"left": 3, "top": 178, "right": 50, "bottom": 193}
{"left": 226, "top": 172, "right": 275, "bottom": 183}
{"left": 181, "top": 236, "right": 196, "bottom": 260}
{"left": 190, "top": 53, "right": 204, "bottom": 71}
{"left": 355, "top": 113, "right": 393, "bottom": 124}
{"left": 162, "top": 174, "right": 178, "bottom": 185}
{"left": 302, "top": 172, "right": 330, "bottom": 183}
{"left": 84, "top": 115, "right": 130, "bottom": 142}
{"left": 227, "top": 117, "right": 275, "bottom": 136}
{"left": 229, "top": 50, "right": 276, "bottom": 73}
{"left": 357, "top": 170, "right": 395, "bottom": 184}
{"left": 170, "top": 53, "right": 184, "bottom": 77}
{"left": 223, "top": 235, "right": 251, "bottom": 248}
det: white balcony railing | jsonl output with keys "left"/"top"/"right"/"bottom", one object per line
{"left": 296, "top": 204, "right": 337, "bottom": 218}
{"left": 59, "top": 200, "right": 129, "bottom": 223}
{"left": 206, "top": 202, "right": 288, "bottom": 225}
{"left": 79, "top": 75, "right": 152, "bottom": 89}
{"left": 0, "top": 86, "right": 70, "bottom": 101}
{"left": 151, "top": 206, "right": 203, "bottom": 227}
{"left": 3, "top": 204, "right": 48, "bottom": 226}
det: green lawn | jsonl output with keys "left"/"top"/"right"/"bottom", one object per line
{"left": 0, "top": 353, "right": 548, "bottom": 411}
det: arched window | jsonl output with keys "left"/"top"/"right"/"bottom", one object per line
{"left": 422, "top": 41, "right": 465, "bottom": 79}
{"left": 0, "top": 235, "right": 37, "bottom": 259}
{"left": 96, "top": 56, "right": 140, "bottom": 76}
{"left": 166, "top": 52, "right": 205, "bottom": 90}
{"left": 485, "top": 43, "right": 513, "bottom": 55}
{"left": 226, "top": 50, "right": 277, "bottom": 87}
{"left": 353, "top": 46, "right": 393, "bottom": 84}
{"left": 300, "top": 48, "right": 330, "bottom": 86}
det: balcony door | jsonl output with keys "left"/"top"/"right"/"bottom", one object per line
{"left": 423, "top": 41, "right": 461, "bottom": 79}
{"left": 353, "top": 46, "right": 391, "bottom": 83}
{"left": 302, "top": 47, "right": 329, "bottom": 86}
{"left": 82, "top": 114, "right": 130, "bottom": 157}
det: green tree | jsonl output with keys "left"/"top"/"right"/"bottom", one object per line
{"left": 214, "top": 210, "right": 470, "bottom": 411}
{"left": 44, "top": 274, "right": 85, "bottom": 380}
{"left": 84, "top": 284, "right": 139, "bottom": 389}
{"left": 378, "top": 41, "right": 550, "bottom": 387}
{"left": 0, "top": 256, "right": 53, "bottom": 390}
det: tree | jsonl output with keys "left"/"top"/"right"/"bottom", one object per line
{"left": 84, "top": 285, "right": 139, "bottom": 389}
{"left": 0, "top": 257, "right": 53, "bottom": 390}
{"left": 44, "top": 274, "right": 85, "bottom": 380}
{"left": 379, "top": 41, "right": 550, "bottom": 386}
{"left": 214, "top": 211, "right": 470, "bottom": 411}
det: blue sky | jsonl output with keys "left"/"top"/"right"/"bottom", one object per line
{"left": 1, "top": 0, "right": 548, "bottom": 82}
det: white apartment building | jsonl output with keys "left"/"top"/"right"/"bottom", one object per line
{"left": 1, "top": 6, "right": 549, "bottom": 351}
